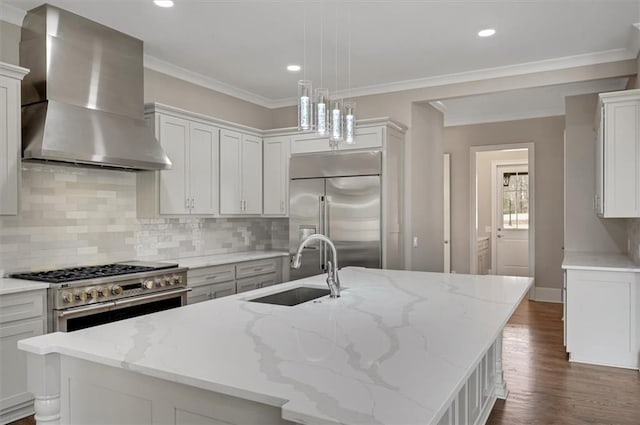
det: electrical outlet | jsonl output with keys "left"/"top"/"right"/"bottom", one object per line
{"left": 485, "top": 225, "right": 492, "bottom": 233}
{"left": 413, "top": 236, "right": 419, "bottom": 248}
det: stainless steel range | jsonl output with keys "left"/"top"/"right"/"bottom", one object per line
{"left": 11, "top": 262, "right": 189, "bottom": 332}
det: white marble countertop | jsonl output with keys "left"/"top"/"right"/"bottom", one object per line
{"left": 19, "top": 268, "right": 532, "bottom": 425}
{"left": 169, "top": 250, "right": 289, "bottom": 269}
{"left": 562, "top": 251, "right": 640, "bottom": 272}
{"left": 0, "top": 277, "right": 49, "bottom": 295}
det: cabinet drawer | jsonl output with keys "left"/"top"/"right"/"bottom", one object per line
{"left": 235, "top": 259, "right": 277, "bottom": 279}
{"left": 0, "top": 291, "right": 45, "bottom": 324}
{"left": 188, "top": 264, "right": 235, "bottom": 286}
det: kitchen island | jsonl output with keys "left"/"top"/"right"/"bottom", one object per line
{"left": 19, "top": 268, "right": 532, "bottom": 425}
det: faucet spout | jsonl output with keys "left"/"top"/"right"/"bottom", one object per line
{"left": 291, "top": 234, "right": 340, "bottom": 298}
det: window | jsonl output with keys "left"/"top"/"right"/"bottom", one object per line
{"left": 502, "top": 171, "right": 528, "bottom": 229}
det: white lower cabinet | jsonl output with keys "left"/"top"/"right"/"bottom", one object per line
{"left": 0, "top": 289, "right": 46, "bottom": 423}
{"left": 236, "top": 273, "right": 278, "bottom": 294}
{"left": 565, "top": 269, "right": 639, "bottom": 369}
{"left": 186, "top": 257, "right": 284, "bottom": 304}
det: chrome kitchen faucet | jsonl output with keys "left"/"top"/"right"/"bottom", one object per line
{"left": 291, "top": 234, "right": 341, "bottom": 298}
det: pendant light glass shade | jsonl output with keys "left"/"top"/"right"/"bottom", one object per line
{"left": 344, "top": 102, "right": 356, "bottom": 144}
{"left": 298, "top": 80, "right": 313, "bottom": 131}
{"left": 329, "top": 97, "right": 344, "bottom": 142}
{"left": 314, "top": 88, "right": 330, "bottom": 136}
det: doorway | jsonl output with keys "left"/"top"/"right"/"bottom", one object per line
{"left": 469, "top": 144, "right": 534, "bottom": 279}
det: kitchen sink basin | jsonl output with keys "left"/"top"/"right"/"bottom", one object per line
{"left": 248, "top": 286, "right": 331, "bottom": 306}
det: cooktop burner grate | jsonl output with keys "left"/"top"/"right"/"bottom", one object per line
{"left": 11, "top": 263, "right": 162, "bottom": 283}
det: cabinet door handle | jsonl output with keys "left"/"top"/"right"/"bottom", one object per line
{"left": 281, "top": 200, "right": 285, "bottom": 212}
{"left": 185, "top": 198, "right": 190, "bottom": 210}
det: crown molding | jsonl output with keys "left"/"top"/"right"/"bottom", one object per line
{"left": 0, "top": 3, "right": 25, "bottom": 26}
{"left": 0, "top": 62, "right": 29, "bottom": 79}
{"left": 270, "top": 48, "right": 637, "bottom": 108}
{"left": 429, "top": 101, "right": 447, "bottom": 114}
{"left": 143, "top": 54, "right": 274, "bottom": 109}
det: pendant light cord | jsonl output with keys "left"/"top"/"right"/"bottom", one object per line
{"left": 320, "top": 3, "right": 323, "bottom": 88}
{"left": 348, "top": 4, "right": 351, "bottom": 101}
{"left": 303, "top": 4, "right": 307, "bottom": 81}
{"left": 335, "top": 5, "right": 338, "bottom": 94}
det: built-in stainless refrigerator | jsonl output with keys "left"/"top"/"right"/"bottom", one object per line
{"left": 289, "top": 151, "right": 382, "bottom": 280}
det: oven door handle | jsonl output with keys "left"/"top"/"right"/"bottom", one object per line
{"left": 113, "top": 288, "right": 191, "bottom": 309}
{"left": 57, "top": 301, "right": 116, "bottom": 318}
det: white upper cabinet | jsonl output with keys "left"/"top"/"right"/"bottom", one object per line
{"left": 220, "top": 129, "right": 263, "bottom": 215}
{"left": 189, "top": 122, "right": 219, "bottom": 215}
{"left": 290, "top": 126, "right": 382, "bottom": 154}
{"left": 0, "top": 63, "right": 29, "bottom": 216}
{"left": 263, "top": 136, "right": 290, "bottom": 216}
{"left": 137, "top": 106, "right": 219, "bottom": 217}
{"left": 596, "top": 89, "right": 640, "bottom": 218}
{"left": 158, "top": 115, "right": 189, "bottom": 214}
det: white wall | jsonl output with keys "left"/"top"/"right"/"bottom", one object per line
{"left": 564, "top": 94, "right": 627, "bottom": 253}
{"left": 444, "top": 116, "right": 565, "bottom": 290}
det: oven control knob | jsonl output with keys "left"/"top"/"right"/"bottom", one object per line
{"left": 97, "top": 287, "right": 109, "bottom": 297}
{"left": 87, "top": 288, "right": 98, "bottom": 300}
{"left": 111, "top": 285, "right": 123, "bottom": 295}
{"left": 154, "top": 278, "right": 162, "bottom": 288}
{"left": 75, "top": 291, "right": 88, "bottom": 301}
{"left": 62, "top": 292, "right": 73, "bottom": 303}
{"left": 142, "top": 279, "right": 154, "bottom": 289}
{"left": 172, "top": 275, "right": 182, "bottom": 285}
{"left": 161, "top": 277, "right": 170, "bottom": 287}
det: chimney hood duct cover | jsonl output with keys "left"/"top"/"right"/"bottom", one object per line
{"left": 20, "top": 4, "right": 171, "bottom": 171}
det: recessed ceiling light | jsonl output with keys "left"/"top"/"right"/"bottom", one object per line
{"left": 478, "top": 28, "right": 496, "bottom": 37}
{"left": 287, "top": 65, "right": 301, "bottom": 72}
{"left": 154, "top": 0, "right": 174, "bottom": 8}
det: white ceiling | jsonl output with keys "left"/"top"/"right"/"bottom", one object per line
{"left": 2, "top": 0, "right": 640, "bottom": 111}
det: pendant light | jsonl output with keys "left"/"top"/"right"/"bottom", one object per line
{"left": 315, "top": 6, "right": 329, "bottom": 136}
{"left": 297, "top": 6, "right": 312, "bottom": 131}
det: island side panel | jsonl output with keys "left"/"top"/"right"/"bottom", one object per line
{"left": 51, "top": 356, "right": 295, "bottom": 425}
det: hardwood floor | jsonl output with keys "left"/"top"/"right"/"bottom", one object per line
{"left": 8, "top": 300, "right": 640, "bottom": 425}
{"left": 487, "top": 299, "right": 640, "bottom": 425}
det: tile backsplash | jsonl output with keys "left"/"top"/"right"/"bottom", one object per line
{"left": 0, "top": 163, "right": 288, "bottom": 274}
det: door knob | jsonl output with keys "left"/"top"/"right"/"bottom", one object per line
{"left": 497, "top": 234, "right": 504, "bottom": 238}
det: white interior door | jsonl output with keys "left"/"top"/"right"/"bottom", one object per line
{"left": 495, "top": 164, "right": 529, "bottom": 276}
{"left": 443, "top": 153, "right": 451, "bottom": 273}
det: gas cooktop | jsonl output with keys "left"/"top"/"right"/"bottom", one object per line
{"left": 11, "top": 261, "right": 179, "bottom": 284}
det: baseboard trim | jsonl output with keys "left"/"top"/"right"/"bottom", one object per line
{"left": 531, "top": 287, "right": 562, "bottom": 303}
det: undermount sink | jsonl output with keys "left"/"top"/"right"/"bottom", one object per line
{"left": 247, "top": 286, "right": 331, "bottom": 306}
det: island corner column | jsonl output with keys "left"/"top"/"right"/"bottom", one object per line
{"left": 494, "top": 331, "right": 509, "bottom": 399}
{"left": 26, "top": 352, "right": 61, "bottom": 425}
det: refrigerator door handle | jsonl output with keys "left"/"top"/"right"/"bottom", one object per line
{"left": 319, "top": 195, "right": 325, "bottom": 271}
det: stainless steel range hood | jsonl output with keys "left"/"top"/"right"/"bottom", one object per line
{"left": 20, "top": 4, "right": 171, "bottom": 171}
